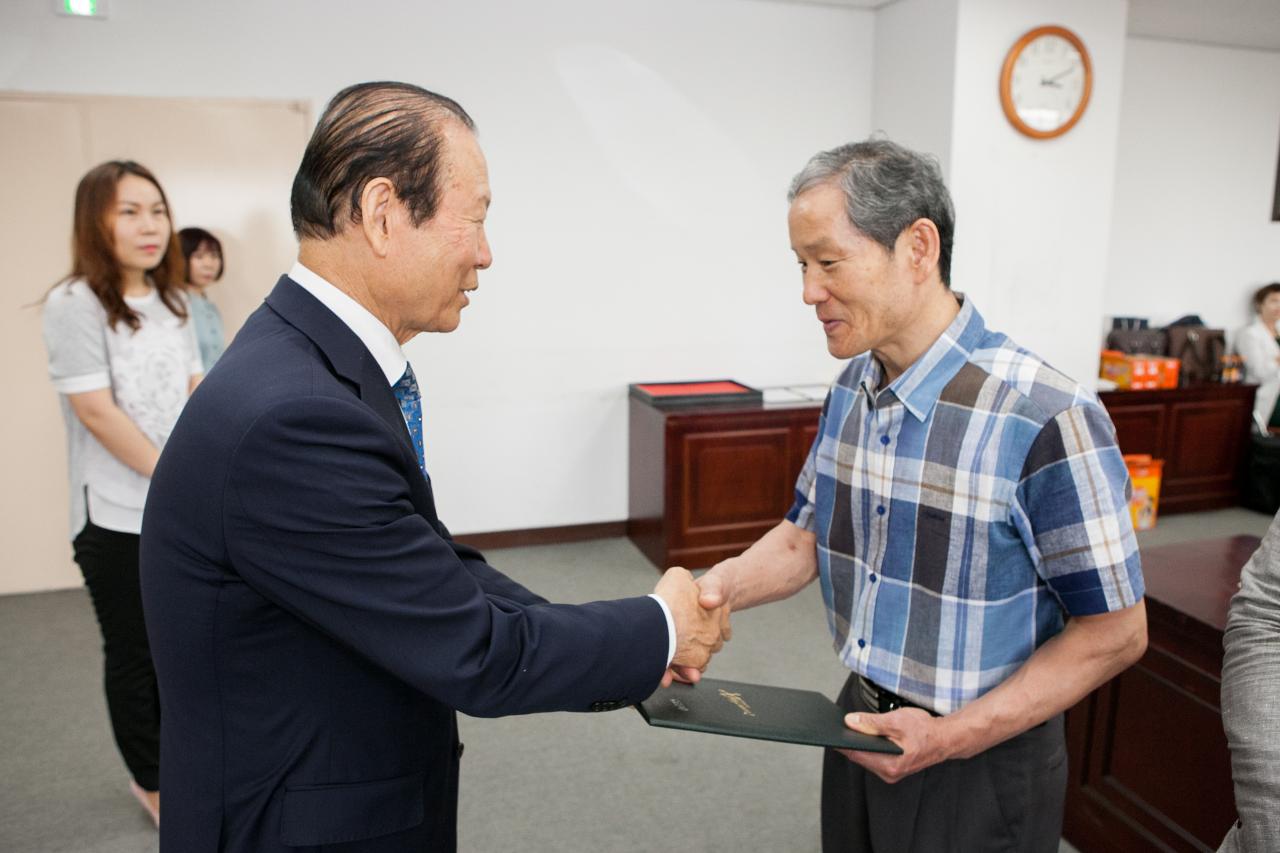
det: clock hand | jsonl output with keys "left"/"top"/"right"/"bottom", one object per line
{"left": 1039, "top": 79, "right": 1063, "bottom": 88}
{"left": 1042, "top": 64, "right": 1077, "bottom": 84}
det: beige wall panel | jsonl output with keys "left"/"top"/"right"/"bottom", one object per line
{"left": 84, "top": 98, "right": 310, "bottom": 335}
{"left": 1, "top": 97, "right": 90, "bottom": 593}
{"left": 1, "top": 93, "right": 309, "bottom": 595}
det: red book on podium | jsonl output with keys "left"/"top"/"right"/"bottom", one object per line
{"left": 629, "top": 380, "right": 761, "bottom": 408}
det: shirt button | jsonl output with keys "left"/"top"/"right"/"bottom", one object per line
{"left": 876, "top": 505, "right": 886, "bottom": 516}
{"left": 869, "top": 573, "right": 877, "bottom": 583}
{"left": 880, "top": 435, "right": 890, "bottom": 446}
{"left": 857, "top": 639, "right": 866, "bottom": 649}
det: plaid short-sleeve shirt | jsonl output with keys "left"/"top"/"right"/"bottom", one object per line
{"left": 787, "top": 296, "right": 1144, "bottom": 715}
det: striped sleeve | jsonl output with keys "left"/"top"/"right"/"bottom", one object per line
{"left": 1011, "top": 403, "right": 1145, "bottom": 615}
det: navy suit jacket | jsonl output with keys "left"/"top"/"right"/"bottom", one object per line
{"left": 140, "top": 277, "right": 667, "bottom": 852}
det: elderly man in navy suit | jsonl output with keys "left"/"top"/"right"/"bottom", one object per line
{"left": 140, "top": 81, "right": 726, "bottom": 853}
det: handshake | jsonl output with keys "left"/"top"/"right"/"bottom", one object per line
{"left": 651, "top": 567, "right": 733, "bottom": 688}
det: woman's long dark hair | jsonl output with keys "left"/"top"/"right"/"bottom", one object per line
{"left": 56, "top": 160, "right": 187, "bottom": 331}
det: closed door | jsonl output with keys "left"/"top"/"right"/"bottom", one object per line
{"left": 1, "top": 92, "right": 310, "bottom": 595}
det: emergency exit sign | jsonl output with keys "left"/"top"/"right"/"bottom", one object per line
{"left": 57, "top": 0, "right": 109, "bottom": 17}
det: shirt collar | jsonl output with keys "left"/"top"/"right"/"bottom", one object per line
{"left": 288, "top": 261, "right": 407, "bottom": 386}
{"left": 859, "top": 294, "right": 985, "bottom": 422}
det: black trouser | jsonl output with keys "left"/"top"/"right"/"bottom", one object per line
{"left": 72, "top": 520, "right": 160, "bottom": 791}
{"left": 821, "top": 672, "right": 1067, "bottom": 853}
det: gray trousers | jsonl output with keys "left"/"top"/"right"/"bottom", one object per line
{"left": 821, "top": 673, "right": 1067, "bottom": 853}
{"left": 1217, "top": 510, "right": 1280, "bottom": 853}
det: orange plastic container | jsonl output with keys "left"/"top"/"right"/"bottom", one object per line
{"left": 1123, "top": 454, "right": 1163, "bottom": 531}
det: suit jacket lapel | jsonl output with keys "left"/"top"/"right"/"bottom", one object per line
{"left": 356, "top": 355, "right": 414, "bottom": 455}
{"left": 264, "top": 277, "right": 443, "bottom": 526}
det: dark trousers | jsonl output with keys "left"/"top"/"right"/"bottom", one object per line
{"left": 821, "top": 673, "right": 1067, "bottom": 853}
{"left": 73, "top": 520, "right": 161, "bottom": 791}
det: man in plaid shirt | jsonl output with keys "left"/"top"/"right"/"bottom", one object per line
{"left": 691, "top": 139, "right": 1147, "bottom": 852}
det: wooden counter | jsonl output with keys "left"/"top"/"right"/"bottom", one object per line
{"left": 1063, "top": 535, "right": 1259, "bottom": 853}
{"left": 626, "top": 383, "right": 1257, "bottom": 568}
{"left": 1099, "top": 385, "right": 1256, "bottom": 514}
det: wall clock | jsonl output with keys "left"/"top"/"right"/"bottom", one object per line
{"left": 999, "top": 25, "right": 1093, "bottom": 139}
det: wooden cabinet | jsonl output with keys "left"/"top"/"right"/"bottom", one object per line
{"left": 1099, "top": 385, "right": 1256, "bottom": 514}
{"left": 623, "top": 382, "right": 1257, "bottom": 567}
{"left": 627, "top": 398, "right": 821, "bottom": 569}
{"left": 1063, "top": 536, "right": 1258, "bottom": 853}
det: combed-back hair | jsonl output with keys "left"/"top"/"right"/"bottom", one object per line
{"left": 54, "top": 160, "right": 186, "bottom": 331}
{"left": 291, "top": 81, "right": 475, "bottom": 239}
{"left": 788, "top": 138, "right": 956, "bottom": 287}
{"left": 179, "top": 226, "right": 224, "bottom": 282}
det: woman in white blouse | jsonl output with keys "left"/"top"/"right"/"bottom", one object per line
{"left": 1236, "top": 283, "right": 1280, "bottom": 433}
{"left": 42, "top": 161, "right": 203, "bottom": 827}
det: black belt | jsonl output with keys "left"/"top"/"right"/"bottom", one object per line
{"left": 857, "top": 676, "right": 939, "bottom": 716}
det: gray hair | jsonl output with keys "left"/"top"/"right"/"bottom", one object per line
{"left": 788, "top": 138, "right": 955, "bottom": 286}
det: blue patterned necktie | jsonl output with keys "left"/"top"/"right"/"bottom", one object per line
{"left": 392, "top": 363, "right": 427, "bottom": 478}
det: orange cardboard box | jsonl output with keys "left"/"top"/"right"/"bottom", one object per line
{"left": 1100, "top": 350, "right": 1180, "bottom": 390}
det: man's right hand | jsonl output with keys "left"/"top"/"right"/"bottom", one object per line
{"left": 652, "top": 567, "right": 728, "bottom": 676}
{"left": 659, "top": 568, "right": 736, "bottom": 687}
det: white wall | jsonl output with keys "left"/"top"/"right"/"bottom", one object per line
{"left": 13, "top": 0, "right": 1273, "bottom": 589}
{"left": 1104, "top": 37, "right": 1280, "bottom": 340}
{"left": 871, "top": 0, "right": 959, "bottom": 174}
{"left": 947, "top": 0, "right": 1129, "bottom": 388}
{"left": 0, "top": 0, "right": 874, "bottom": 556}
{"left": 877, "top": 0, "right": 1132, "bottom": 389}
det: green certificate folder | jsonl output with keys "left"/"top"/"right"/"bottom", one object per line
{"left": 637, "top": 677, "right": 903, "bottom": 754}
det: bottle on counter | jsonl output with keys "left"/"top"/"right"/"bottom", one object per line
{"left": 1218, "top": 354, "right": 1244, "bottom": 384}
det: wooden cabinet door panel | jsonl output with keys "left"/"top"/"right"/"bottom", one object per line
{"left": 679, "top": 428, "right": 793, "bottom": 543}
{"left": 1166, "top": 402, "right": 1245, "bottom": 483}
{"left": 1108, "top": 404, "right": 1167, "bottom": 459}
{"left": 1105, "top": 663, "right": 1234, "bottom": 850}
{"left": 1067, "top": 651, "right": 1234, "bottom": 853}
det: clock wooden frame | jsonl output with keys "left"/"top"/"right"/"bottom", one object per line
{"left": 999, "top": 25, "right": 1093, "bottom": 140}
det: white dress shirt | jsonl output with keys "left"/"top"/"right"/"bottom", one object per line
{"left": 289, "top": 261, "right": 407, "bottom": 384}
{"left": 1236, "top": 317, "right": 1280, "bottom": 430}
{"left": 287, "top": 263, "right": 677, "bottom": 666}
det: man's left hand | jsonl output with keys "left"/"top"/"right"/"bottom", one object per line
{"left": 838, "top": 708, "right": 953, "bottom": 784}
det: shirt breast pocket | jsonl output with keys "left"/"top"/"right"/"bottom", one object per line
{"left": 915, "top": 506, "right": 952, "bottom": 548}
{"left": 909, "top": 505, "right": 954, "bottom": 591}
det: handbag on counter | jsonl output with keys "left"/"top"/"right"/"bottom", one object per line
{"left": 1166, "top": 326, "right": 1225, "bottom": 386}
{"left": 1106, "top": 328, "right": 1168, "bottom": 356}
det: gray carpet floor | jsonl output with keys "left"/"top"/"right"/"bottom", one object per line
{"left": 2, "top": 507, "right": 1272, "bottom": 852}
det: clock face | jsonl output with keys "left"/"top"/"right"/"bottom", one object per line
{"left": 1001, "top": 26, "right": 1092, "bottom": 139}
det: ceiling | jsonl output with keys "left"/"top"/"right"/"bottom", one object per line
{"left": 764, "top": 0, "right": 1280, "bottom": 51}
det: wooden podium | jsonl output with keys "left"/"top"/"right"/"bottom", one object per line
{"left": 1063, "top": 535, "right": 1258, "bottom": 853}
{"left": 627, "top": 396, "right": 821, "bottom": 570}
